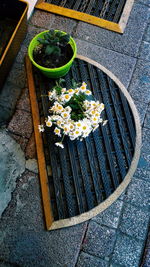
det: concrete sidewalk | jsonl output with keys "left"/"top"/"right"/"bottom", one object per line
{"left": 0, "top": 1, "right": 150, "bottom": 266}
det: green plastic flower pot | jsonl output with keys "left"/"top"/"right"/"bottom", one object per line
{"left": 28, "top": 30, "right": 77, "bottom": 79}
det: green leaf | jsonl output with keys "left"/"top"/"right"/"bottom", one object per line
{"left": 45, "top": 45, "right": 55, "bottom": 55}
{"left": 38, "top": 38, "right": 49, "bottom": 45}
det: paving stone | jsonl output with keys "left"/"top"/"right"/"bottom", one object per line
{"left": 138, "top": 0, "right": 150, "bottom": 6}
{"left": 8, "top": 132, "right": 28, "bottom": 152}
{"left": 25, "top": 132, "right": 36, "bottom": 159}
{"left": 142, "top": 231, "right": 150, "bottom": 267}
{"left": 76, "top": 252, "right": 109, "bottom": 267}
{"left": 92, "top": 200, "right": 123, "bottom": 229}
{"left": 144, "top": 103, "right": 150, "bottom": 129}
{"left": 125, "top": 178, "right": 150, "bottom": 210}
{"left": 0, "top": 105, "right": 13, "bottom": 126}
{"left": 138, "top": 41, "right": 150, "bottom": 61}
{"left": 51, "top": 15, "right": 78, "bottom": 34}
{"left": 0, "top": 130, "right": 25, "bottom": 217}
{"left": 134, "top": 154, "right": 150, "bottom": 181}
{"left": 0, "top": 263, "right": 15, "bottom": 267}
{"left": 129, "top": 60, "right": 150, "bottom": 104}
{"left": 7, "top": 62, "right": 26, "bottom": 89}
{"left": 82, "top": 221, "right": 116, "bottom": 258}
{"left": 8, "top": 109, "right": 33, "bottom": 139}
{"left": 29, "top": 10, "right": 55, "bottom": 28}
{"left": 0, "top": 170, "right": 87, "bottom": 267}
{"left": 26, "top": 159, "right": 38, "bottom": 174}
{"left": 141, "top": 128, "right": 150, "bottom": 165}
{"left": 112, "top": 233, "right": 144, "bottom": 267}
{"left": 0, "top": 82, "right": 22, "bottom": 111}
{"left": 143, "top": 22, "right": 150, "bottom": 42}
{"left": 16, "top": 88, "right": 31, "bottom": 112}
{"left": 75, "top": 38, "right": 136, "bottom": 88}
{"left": 132, "top": 99, "right": 148, "bottom": 125}
{"left": 74, "top": 3, "right": 149, "bottom": 57}
{"left": 119, "top": 203, "right": 149, "bottom": 240}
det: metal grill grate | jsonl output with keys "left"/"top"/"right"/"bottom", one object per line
{"left": 45, "top": 0, "right": 126, "bottom": 22}
{"left": 33, "top": 58, "right": 136, "bottom": 221}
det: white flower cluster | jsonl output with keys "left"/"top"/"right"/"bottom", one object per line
{"left": 39, "top": 82, "right": 107, "bottom": 148}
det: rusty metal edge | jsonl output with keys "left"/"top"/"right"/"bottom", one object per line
{"left": 25, "top": 55, "right": 54, "bottom": 230}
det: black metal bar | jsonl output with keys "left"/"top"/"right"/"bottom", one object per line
{"left": 87, "top": 63, "right": 120, "bottom": 188}
{"left": 96, "top": 69, "right": 127, "bottom": 179}
{"left": 107, "top": 77, "right": 133, "bottom": 166}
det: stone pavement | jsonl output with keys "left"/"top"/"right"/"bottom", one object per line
{"left": 0, "top": 1, "right": 150, "bottom": 266}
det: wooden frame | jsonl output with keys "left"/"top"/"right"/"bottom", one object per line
{"left": 35, "top": 0, "right": 134, "bottom": 33}
{"left": 25, "top": 54, "right": 141, "bottom": 230}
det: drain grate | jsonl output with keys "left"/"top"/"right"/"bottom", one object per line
{"left": 36, "top": 0, "right": 134, "bottom": 33}
{"left": 26, "top": 55, "right": 141, "bottom": 230}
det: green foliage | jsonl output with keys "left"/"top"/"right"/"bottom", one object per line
{"left": 37, "top": 30, "right": 70, "bottom": 57}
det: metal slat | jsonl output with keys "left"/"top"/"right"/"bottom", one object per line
{"left": 67, "top": 140, "right": 87, "bottom": 213}
{"left": 40, "top": 80, "right": 67, "bottom": 219}
{"left": 113, "top": 0, "right": 126, "bottom": 22}
{"left": 107, "top": 77, "right": 133, "bottom": 166}
{"left": 58, "top": 147, "right": 77, "bottom": 217}
{"left": 87, "top": 63, "right": 120, "bottom": 188}
{"left": 118, "top": 88, "right": 136, "bottom": 148}
{"left": 69, "top": 60, "right": 96, "bottom": 209}
{"left": 77, "top": 60, "right": 111, "bottom": 200}
{"left": 85, "top": 0, "right": 96, "bottom": 14}
{"left": 96, "top": 69, "right": 127, "bottom": 179}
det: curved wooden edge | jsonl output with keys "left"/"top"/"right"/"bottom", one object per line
{"left": 25, "top": 55, "right": 54, "bottom": 230}
{"left": 35, "top": 2, "right": 123, "bottom": 33}
{"left": 48, "top": 55, "right": 142, "bottom": 230}
{"left": 26, "top": 54, "right": 141, "bottom": 231}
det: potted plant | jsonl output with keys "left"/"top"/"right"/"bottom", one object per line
{"left": 28, "top": 29, "right": 77, "bottom": 79}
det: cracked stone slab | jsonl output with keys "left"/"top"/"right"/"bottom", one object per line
{"left": 8, "top": 109, "right": 33, "bottom": 139}
{"left": 74, "top": 3, "right": 150, "bottom": 58}
{"left": 75, "top": 38, "right": 136, "bottom": 88}
{"left": 0, "top": 129, "right": 25, "bottom": 217}
{"left": 26, "top": 159, "right": 38, "bottom": 174}
{"left": 16, "top": 88, "right": 31, "bottom": 113}
{"left": 0, "top": 170, "right": 87, "bottom": 267}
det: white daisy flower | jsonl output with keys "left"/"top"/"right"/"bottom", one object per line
{"left": 67, "top": 88, "right": 74, "bottom": 95}
{"left": 38, "top": 125, "right": 44, "bottom": 132}
{"left": 61, "top": 111, "right": 70, "bottom": 120}
{"left": 85, "top": 90, "right": 92, "bottom": 95}
{"left": 46, "top": 120, "right": 52, "bottom": 127}
{"left": 64, "top": 106, "right": 72, "bottom": 113}
{"left": 61, "top": 93, "right": 71, "bottom": 102}
{"left": 54, "top": 127, "right": 61, "bottom": 137}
